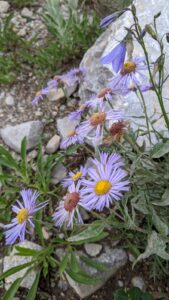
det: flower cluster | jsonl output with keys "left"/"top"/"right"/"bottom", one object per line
{"left": 32, "top": 67, "right": 85, "bottom": 105}
{"left": 53, "top": 151, "right": 129, "bottom": 228}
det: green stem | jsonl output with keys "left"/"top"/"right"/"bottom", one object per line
{"left": 124, "top": 133, "right": 141, "bottom": 154}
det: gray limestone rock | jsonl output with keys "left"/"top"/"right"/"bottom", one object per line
{"left": 3, "top": 241, "right": 41, "bottom": 290}
{"left": 84, "top": 243, "right": 103, "bottom": 257}
{"left": 79, "top": 0, "right": 169, "bottom": 146}
{"left": 57, "top": 116, "right": 79, "bottom": 138}
{"left": 131, "top": 276, "right": 146, "bottom": 292}
{"left": 46, "top": 134, "right": 60, "bottom": 154}
{"left": 0, "top": 1, "right": 10, "bottom": 13}
{"left": 0, "top": 121, "right": 43, "bottom": 153}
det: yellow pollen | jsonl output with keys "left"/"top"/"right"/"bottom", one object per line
{"left": 95, "top": 180, "right": 112, "bottom": 195}
{"left": 67, "top": 130, "right": 75, "bottom": 137}
{"left": 72, "top": 172, "right": 83, "bottom": 181}
{"left": 90, "top": 112, "right": 106, "bottom": 126}
{"left": 121, "top": 61, "right": 136, "bottom": 75}
{"left": 16, "top": 208, "right": 29, "bottom": 224}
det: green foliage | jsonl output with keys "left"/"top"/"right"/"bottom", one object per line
{"left": 43, "top": 0, "right": 101, "bottom": 61}
{"left": 114, "top": 287, "right": 153, "bottom": 300}
{"left": 11, "top": 0, "right": 35, "bottom": 8}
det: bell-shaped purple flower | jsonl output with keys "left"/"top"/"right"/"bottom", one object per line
{"left": 101, "top": 42, "right": 126, "bottom": 73}
{"left": 100, "top": 10, "right": 127, "bottom": 28}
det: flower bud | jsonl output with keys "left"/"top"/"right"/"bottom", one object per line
{"left": 145, "top": 24, "right": 157, "bottom": 40}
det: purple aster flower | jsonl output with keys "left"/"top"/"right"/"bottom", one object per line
{"left": 101, "top": 42, "right": 126, "bottom": 73}
{"left": 85, "top": 88, "right": 113, "bottom": 109}
{"left": 91, "top": 152, "right": 125, "bottom": 170}
{"left": 78, "top": 103, "right": 124, "bottom": 142}
{"left": 60, "top": 127, "right": 84, "bottom": 149}
{"left": 100, "top": 10, "right": 127, "bottom": 28}
{"left": 32, "top": 87, "right": 49, "bottom": 105}
{"left": 53, "top": 182, "right": 87, "bottom": 228}
{"left": 4, "top": 189, "right": 48, "bottom": 245}
{"left": 62, "top": 166, "right": 88, "bottom": 188}
{"left": 108, "top": 57, "right": 149, "bottom": 95}
{"left": 81, "top": 154, "right": 129, "bottom": 211}
{"left": 68, "top": 103, "right": 90, "bottom": 121}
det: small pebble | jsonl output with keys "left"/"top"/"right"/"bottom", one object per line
{"left": 84, "top": 243, "right": 102, "bottom": 257}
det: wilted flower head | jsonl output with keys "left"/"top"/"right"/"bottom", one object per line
{"left": 53, "top": 182, "right": 88, "bottom": 228}
{"left": 101, "top": 42, "right": 126, "bottom": 73}
{"left": 60, "top": 127, "right": 84, "bottom": 149}
{"left": 32, "top": 87, "right": 49, "bottom": 105}
{"left": 109, "top": 120, "right": 129, "bottom": 141}
{"left": 4, "top": 189, "right": 48, "bottom": 245}
{"left": 62, "top": 165, "right": 88, "bottom": 188}
{"left": 109, "top": 57, "right": 149, "bottom": 95}
{"left": 81, "top": 152, "right": 129, "bottom": 211}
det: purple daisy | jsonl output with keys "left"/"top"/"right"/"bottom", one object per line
{"left": 68, "top": 102, "right": 90, "bottom": 121}
{"left": 32, "top": 87, "right": 49, "bottom": 105}
{"left": 62, "top": 166, "right": 88, "bottom": 188}
{"left": 85, "top": 88, "right": 113, "bottom": 109}
{"left": 60, "top": 127, "right": 84, "bottom": 149}
{"left": 53, "top": 182, "right": 87, "bottom": 228}
{"left": 101, "top": 42, "right": 126, "bottom": 73}
{"left": 78, "top": 103, "right": 124, "bottom": 142}
{"left": 81, "top": 154, "right": 129, "bottom": 211}
{"left": 4, "top": 189, "right": 48, "bottom": 245}
{"left": 91, "top": 152, "right": 125, "bottom": 170}
{"left": 108, "top": 57, "right": 149, "bottom": 95}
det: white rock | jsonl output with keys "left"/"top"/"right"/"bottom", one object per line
{"left": 79, "top": 0, "right": 169, "bottom": 146}
{"left": 131, "top": 276, "right": 146, "bottom": 291}
{"left": 0, "top": 1, "right": 10, "bottom": 13}
{"left": 21, "top": 7, "right": 33, "bottom": 18}
{"left": 46, "top": 134, "right": 60, "bottom": 154}
{"left": 118, "top": 280, "right": 124, "bottom": 287}
{"left": 17, "top": 27, "right": 27, "bottom": 37}
{"left": 57, "top": 116, "right": 79, "bottom": 138}
{"left": 47, "top": 88, "right": 65, "bottom": 102}
{"left": 3, "top": 241, "right": 41, "bottom": 290}
{"left": 5, "top": 94, "right": 15, "bottom": 106}
{"left": 66, "top": 247, "right": 127, "bottom": 298}
{"left": 84, "top": 243, "right": 102, "bottom": 257}
{"left": 0, "top": 121, "right": 43, "bottom": 153}
{"left": 51, "top": 164, "right": 67, "bottom": 184}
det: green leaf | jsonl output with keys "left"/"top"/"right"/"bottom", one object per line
{"left": 66, "top": 268, "right": 100, "bottom": 285}
{"left": 133, "top": 231, "right": 169, "bottom": 267}
{"left": 35, "top": 209, "right": 44, "bottom": 246}
{"left": 67, "top": 223, "right": 105, "bottom": 243}
{"left": 2, "top": 277, "right": 23, "bottom": 300}
{"left": 0, "top": 261, "right": 35, "bottom": 281}
{"left": 114, "top": 288, "right": 127, "bottom": 300}
{"left": 15, "top": 246, "right": 39, "bottom": 257}
{"left": 152, "top": 189, "right": 169, "bottom": 206}
{"left": 20, "top": 137, "right": 28, "bottom": 176}
{"left": 151, "top": 209, "right": 168, "bottom": 236}
{"left": 59, "top": 253, "right": 69, "bottom": 274}
{"left": 69, "top": 232, "right": 109, "bottom": 245}
{"left": 151, "top": 140, "right": 169, "bottom": 158}
{"left": 70, "top": 252, "right": 79, "bottom": 273}
{"left": 129, "top": 287, "right": 142, "bottom": 300}
{"left": 26, "top": 272, "right": 40, "bottom": 300}
{"left": 80, "top": 255, "right": 108, "bottom": 272}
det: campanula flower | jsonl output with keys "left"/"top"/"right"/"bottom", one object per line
{"left": 101, "top": 42, "right": 126, "bottom": 73}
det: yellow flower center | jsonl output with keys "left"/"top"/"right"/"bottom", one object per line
{"left": 121, "top": 61, "right": 136, "bottom": 75}
{"left": 90, "top": 112, "right": 106, "bottom": 126}
{"left": 72, "top": 171, "right": 83, "bottom": 181}
{"left": 67, "top": 130, "right": 75, "bottom": 137}
{"left": 95, "top": 180, "right": 112, "bottom": 195}
{"left": 16, "top": 208, "right": 29, "bottom": 224}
